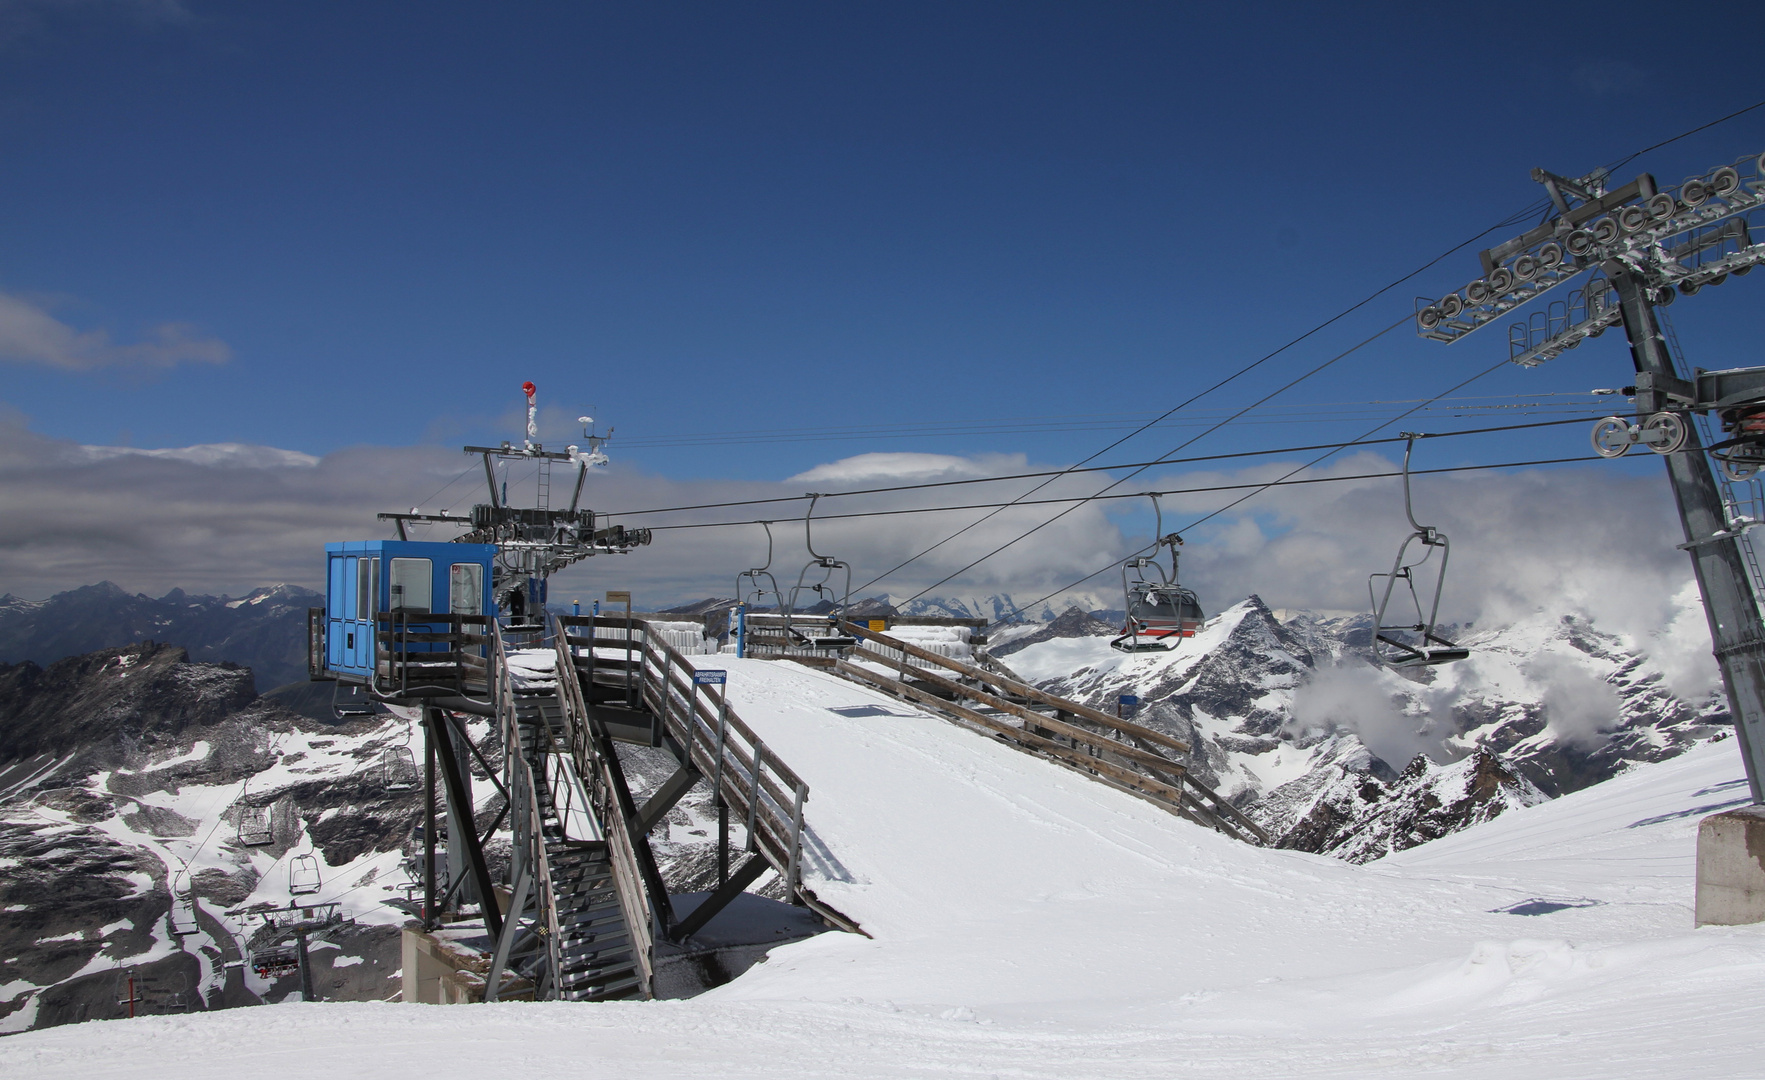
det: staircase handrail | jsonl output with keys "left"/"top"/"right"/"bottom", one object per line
{"left": 484, "top": 620, "right": 561, "bottom": 1000}
{"left": 841, "top": 620, "right": 1191, "bottom": 755}
{"left": 560, "top": 615, "right": 864, "bottom": 934}
{"left": 550, "top": 614, "right": 657, "bottom": 986}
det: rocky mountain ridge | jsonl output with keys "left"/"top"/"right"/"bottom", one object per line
{"left": 0, "top": 582, "right": 320, "bottom": 692}
{"left": 1016, "top": 594, "right": 1729, "bottom": 860}
{"left": 0, "top": 640, "right": 772, "bottom": 1035}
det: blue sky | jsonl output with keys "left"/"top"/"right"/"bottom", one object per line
{"left": 3, "top": 1, "right": 1764, "bottom": 611}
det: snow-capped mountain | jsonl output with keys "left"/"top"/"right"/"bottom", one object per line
{"left": 0, "top": 641, "right": 428, "bottom": 1033}
{"left": 0, "top": 582, "right": 321, "bottom": 692}
{"left": 1017, "top": 595, "right": 1730, "bottom": 857}
{"left": 887, "top": 594, "right": 1069, "bottom": 624}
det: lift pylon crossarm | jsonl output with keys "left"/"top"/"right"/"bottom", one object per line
{"left": 1421, "top": 149, "right": 1765, "bottom": 347}
{"left": 1368, "top": 436, "right": 1468, "bottom": 667}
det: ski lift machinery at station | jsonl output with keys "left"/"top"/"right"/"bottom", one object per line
{"left": 1110, "top": 494, "right": 1207, "bottom": 653}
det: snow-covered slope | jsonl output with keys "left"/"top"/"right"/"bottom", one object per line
{"left": 6, "top": 655, "right": 1763, "bottom": 1079}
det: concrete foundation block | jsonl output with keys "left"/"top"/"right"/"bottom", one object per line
{"left": 1696, "top": 805, "right": 1765, "bottom": 927}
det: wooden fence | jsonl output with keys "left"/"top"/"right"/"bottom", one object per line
{"left": 834, "top": 621, "right": 1269, "bottom": 845}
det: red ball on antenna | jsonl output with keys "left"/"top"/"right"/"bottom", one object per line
{"left": 522, "top": 381, "right": 536, "bottom": 397}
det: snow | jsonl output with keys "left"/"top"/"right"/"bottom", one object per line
{"left": 5, "top": 661, "right": 1765, "bottom": 1076}
{"left": 138, "top": 741, "right": 210, "bottom": 772}
{"left": 1003, "top": 634, "right": 1118, "bottom": 682}
{"left": 1027, "top": 601, "right": 1257, "bottom": 696}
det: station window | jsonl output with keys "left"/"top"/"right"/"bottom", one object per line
{"left": 449, "top": 563, "right": 484, "bottom": 616}
{"left": 357, "top": 557, "right": 379, "bottom": 620}
{"left": 389, "top": 558, "right": 432, "bottom": 613}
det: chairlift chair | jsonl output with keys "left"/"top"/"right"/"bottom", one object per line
{"left": 736, "top": 521, "right": 784, "bottom": 611}
{"left": 169, "top": 868, "right": 199, "bottom": 936}
{"left": 1110, "top": 495, "right": 1207, "bottom": 653}
{"left": 164, "top": 972, "right": 189, "bottom": 1012}
{"left": 289, "top": 854, "right": 323, "bottom": 896}
{"left": 381, "top": 724, "right": 420, "bottom": 791}
{"left": 234, "top": 800, "right": 274, "bottom": 847}
{"left": 782, "top": 494, "right": 857, "bottom": 651}
{"left": 1368, "top": 435, "right": 1470, "bottom": 667}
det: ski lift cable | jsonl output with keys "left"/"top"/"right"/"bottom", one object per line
{"left": 849, "top": 217, "right": 1552, "bottom": 596}
{"left": 608, "top": 106, "right": 1759, "bottom": 578}
{"left": 1168, "top": 355, "right": 1516, "bottom": 539}
{"left": 609, "top": 393, "right": 1605, "bottom": 449}
{"left": 608, "top": 203, "right": 1563, "bottom": 533}
{"left": 643, "top": 453, "right": 1607, "bottom": 533}
{"left": 869, "top": 106, "right": 1764, "bottom": 612}
{"left": 405, "top": 462, "right": 480, "bottom": 519}
{"left": 886, "top": 311, "right": 1419, "bottom": 603}
{"left": 614, "top": 412, "right": 1608, "bottom": 522}
{"left": 170, "top": 725, "right": 296, "bottom": 884}
{"left": 1601, "top": 99, "right": 1765, "bottom": 178}
{"left": 990, "top": 354, "right": 1519, "bottom": 629}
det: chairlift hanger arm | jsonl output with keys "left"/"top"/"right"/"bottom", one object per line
{"left": 803, "top": 493, "right": 832, "bottom": 561}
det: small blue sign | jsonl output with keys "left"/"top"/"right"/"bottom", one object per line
{"left": 693, "top": 669, "right": 728, "bottom": 686}
{"left": 1118, "top": 694, "right": 1139, "bottom": 706}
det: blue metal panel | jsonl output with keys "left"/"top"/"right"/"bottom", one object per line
{"left": 321, "top": 540, "right": 499, "bottom": 681}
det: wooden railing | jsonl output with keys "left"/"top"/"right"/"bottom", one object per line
{"left": 834, "top": 621, "right": 1270, "bottom": 846}
{"left": 735, "top": 612, "right": 852, "bottom": 663}
{"left": 557, "top": 615, "right": 860, "bottom": 933}
{"left": 372, "top": 612, "right": 492, "bottom": 700}
{"left": 546, "top": 619, "right": 657, "bottom": 985}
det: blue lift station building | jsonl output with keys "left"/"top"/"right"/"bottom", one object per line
{"left": 323, "top": 540, "right": 498, "bottom": 681}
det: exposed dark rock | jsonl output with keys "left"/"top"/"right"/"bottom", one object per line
{"left": 1285, "top": 750, "right": 1547, "bottom": 863}
{"left": 0, "top": 641, "right": 256, "bottom": 767}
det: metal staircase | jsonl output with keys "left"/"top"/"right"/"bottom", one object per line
{"left": 546, "top": 844, "right": 643, "bottom": 1000}
{"left": 485, "top": 624, "right": 653, "bottom": 1001}
{"left": 477, "top": 612, "right": 855, "bottom": 1003}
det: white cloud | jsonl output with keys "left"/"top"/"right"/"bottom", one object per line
{"left": 1289, "top": 660, "right": 1440, "bottom": 769}
{"left": 0, "top": 290, "right": 229, "bottom": 371}
{"left": 1527, "top": 653, "right": 1624, "bottom": 747}
{"left": 0, "top": 416, "right": 1723, "bottom": 710}
{"left": 789, "top": 452, "right": 1020, "bottom": 484}
{"left": 80, "top": 443, "right": 319, "bottom": 468}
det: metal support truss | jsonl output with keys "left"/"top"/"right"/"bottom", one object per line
{"left": 425, "top": 704, "right": 504, "bottom": 941}
{"left": 1420, "top": 151, "right": 1765, "bottom": 348}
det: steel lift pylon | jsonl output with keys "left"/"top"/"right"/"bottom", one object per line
{"left": 1416, "top": 147, "right": 1765, "bottom": 803}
